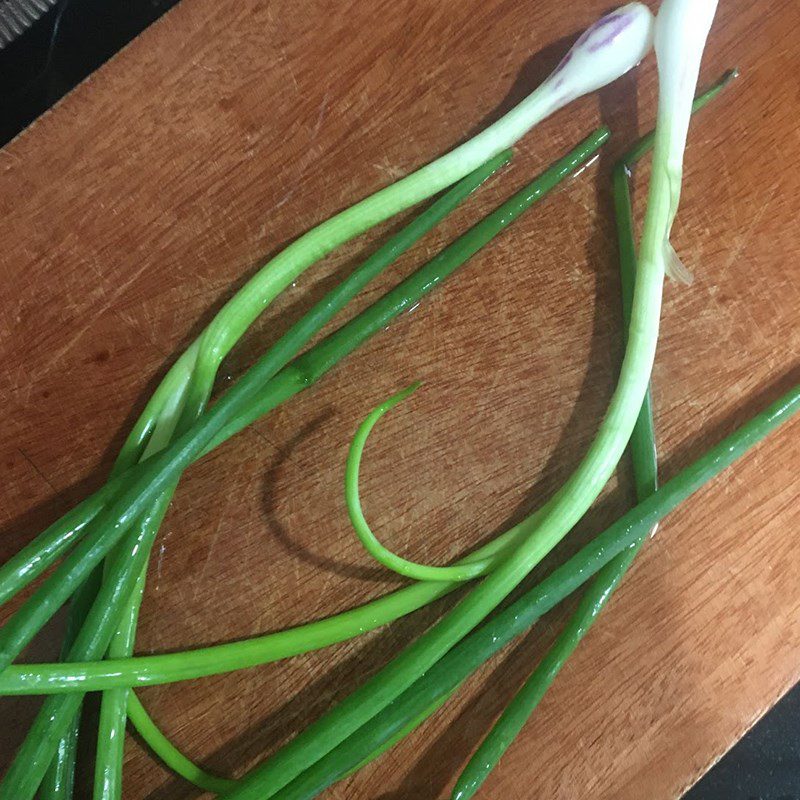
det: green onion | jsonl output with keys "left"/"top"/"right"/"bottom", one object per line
{"left": 451, "top": 65, "right": 738, "bottom": 800}
{"left": 0, "top": 151, "right": 512, "bottom": 800}
{"left": 125, "top": 693, "right": 235, "bottom": 795}
{"left": 260, "top": 381, "right": 800, "bottom": 800}
{"left": 343, "top": 388, "right": 560, "bottom": 582}
{"left": 0, "top": 131, "right": 607, "bottom": 702}
{"left": 0, "top": 2, "right": 654, "bottom": 611}
{"left": 215, "top": 5, "right": 724, "bottom": 791}
{"left": 0, "top": 131, "right": 609, "bottom": 800}
{"left": 646, "top": 0, "right": 720, "bottom": 284}
{"left": 345, "top": 382, "right": 504, "bottom": 582}
{"left": 89, "top": 146, "right": 514, "bottom": 800}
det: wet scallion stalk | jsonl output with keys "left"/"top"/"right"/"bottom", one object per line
{"left": 212, "top": 5, "right": 724, "bottom": 795}
{"left": 451, "top": 64, "right": 737, "bottom": 800}
{"left": 0, "top": 131, "right": 608, "bottom": 800}
{"left": 2, "top": 151, "right": 514, "bottom": 800}
{"left": 258, "top": 380, "right": 800, "bottom": 800}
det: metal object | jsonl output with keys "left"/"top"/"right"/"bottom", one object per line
{"left": 0, "top": 0, "right": 58, "bottom": 49}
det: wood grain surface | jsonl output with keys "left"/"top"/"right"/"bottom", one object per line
{"left": 1, "top": 0, "right": 799, "bottom": 797}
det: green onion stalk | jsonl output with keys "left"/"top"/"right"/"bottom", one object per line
{"left": 341, "top": 74, "right": 738, "bottom": 588}
{"left": 452, "top": 60, "right": 736, "bottom": 800}
{"left": 90, "top": 145, "right": 514, "bottom": 800}
{"left": 343, "top": 383, "right": 555, "bottom": 583}
{"left": 0, "top": 2, "right": 654, "bottom": 607}
{"left": 206, "top": 3, "right": 722, "bottom": 796}
{"left": 0, "top": 129, "right": 609, "bottom": 800}
{"left": 259, "top": 379, "right": 800, "bottom": 800}
{"left": 0, "top": 7, "right": 653, "bottom": 797}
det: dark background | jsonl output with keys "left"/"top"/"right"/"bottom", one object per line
{"left": 1, "top": 2, "right": 798, "bottom": 798}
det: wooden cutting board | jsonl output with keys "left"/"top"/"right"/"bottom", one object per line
{"left": 1, "top": 0, "right": 798, "bottom": 797}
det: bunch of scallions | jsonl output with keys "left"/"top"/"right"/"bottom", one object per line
{"left": 1, "top": 1, "right": 797, "bottom": 798}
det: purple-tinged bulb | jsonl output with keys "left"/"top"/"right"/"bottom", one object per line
{"left": 545, "top": 3, "right": 654, "bottom": 110}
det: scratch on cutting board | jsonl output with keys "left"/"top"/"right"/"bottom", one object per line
{"left": 310, "top": 567, "right": 338, "bottom": 619}
{"left": 274, "top": 95, "right": 329, "bottom": 210}
{"left": 191, "top": 58, "right": 220, "bottom": 75}
{"left": 37, "top": 257, "right": 155, "bottom": 380}
{"left": 3, "top": 364, "right": 33, "bottom": 407}
{"left": 191, "top": 465, "right": 244, "bottom": 602}
{"left": 719, "top": 178, "right": 779, "bottom": 274}
{"left": 311, "top": 92, "right": 330, "bottom": 139}
{"left": 16, "top": 447, "right": 58, "bottom": 494}
{"left": 500, "top": 31, "right": 523, "bottom": 78}
{"left": 372, "top": 157, "right": 406, "bottom": 181}
{"left": 278, "top": 46, "right": 301, "bottom": 94}
{"left": 719, "top": 158, "right": 739, "bottom": 229}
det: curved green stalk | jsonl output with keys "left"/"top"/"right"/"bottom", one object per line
{"left": 451, "top": 65, "right": 737, "bottom": 800}
{"left": 0, "top": 132, "right": 608, "bottom": 706}
{"left": 249, "top": 381, "right": 800, "bottom": 800}
{"left": 7, "top": 151, "right": 513, "bottom": 800}
{"left": 125, "top": 694, "right": 235, "bottom": 795}
{"left": 90, "top": 147, "right": 515, "bottom": 800}
{"left": 0, "top": 133, "right": 607, "bottom": 800}
{"left": 124, "top": 688, "right": 448, "bottom": 794}
{"left": 216, "top": 15, "right": 723, "bottom": 784}
{"left": 345, "top": 383, "right": 502, "bottom": 582}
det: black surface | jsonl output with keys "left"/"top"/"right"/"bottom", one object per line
{"left": 0, "top": 0, "right": 180, "bottom": 146}
{"left": 1, "top": 3, "right": 797, "bottom": 798}
{"left": 686, "top": 682, "right": 800, "bottom": 800}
